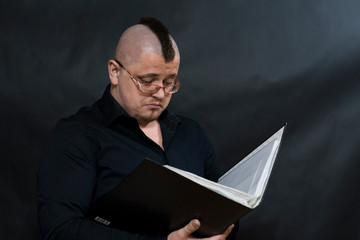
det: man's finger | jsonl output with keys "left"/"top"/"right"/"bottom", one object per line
{"left": 221, "top": 224, "right": 234, "bottom": 237}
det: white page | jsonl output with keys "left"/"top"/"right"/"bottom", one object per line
{"left": 218, "top": 127, "right": 284, "bottom": 208}
{"left": 165, "top": 126, "right": 285, "bottom": 209}
{"left": 218, "top": 140, "right": 278, "bottom": 195}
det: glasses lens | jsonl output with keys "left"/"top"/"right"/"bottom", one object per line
{"left": 141, "top": 84, "right": 160, "bottom": 94}
{"left": 165, "top": 85, "right": 179, "bottom": 93}
{"left": 139, "top": 83, "right": 180, "bottom": 94}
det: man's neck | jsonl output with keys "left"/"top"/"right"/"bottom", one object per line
{"left": 138, "top": 120, "right": 164, "bottom": 150}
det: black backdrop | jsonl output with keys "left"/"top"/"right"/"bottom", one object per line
{"left": 1, "top": 1, "right": 360, "bottom": 239}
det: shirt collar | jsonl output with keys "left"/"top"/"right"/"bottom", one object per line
{"left": 98, "top": 84, "right": 181, "bottom": 127}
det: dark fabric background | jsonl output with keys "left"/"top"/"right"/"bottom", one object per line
{"left": 1, "top": 1, "right": 359, "bottom": 239}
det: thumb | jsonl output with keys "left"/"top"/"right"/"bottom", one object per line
{"left": 182, "top": 219, "right": 201, "bottom": 236}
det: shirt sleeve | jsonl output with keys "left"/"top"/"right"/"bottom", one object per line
{"left": 36, "top": 119, "right": 166, "bottom": 240}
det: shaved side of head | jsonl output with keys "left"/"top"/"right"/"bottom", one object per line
{"left": 138, "top": 17, "right": 175, "bottom": 62}
{"left": 114, "top": 17, "right": 179, "bottom": 66}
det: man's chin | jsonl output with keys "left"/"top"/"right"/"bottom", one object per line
{"left": 137, "top": 112, "right": 162, "bottom": 124}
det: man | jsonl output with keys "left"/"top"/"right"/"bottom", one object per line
{"left": 37, "top": 17, "right": 236, "bottom": 240}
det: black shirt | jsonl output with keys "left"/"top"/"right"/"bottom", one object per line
{"left": 37, "top": 86, "right": 221, "bottom": 240}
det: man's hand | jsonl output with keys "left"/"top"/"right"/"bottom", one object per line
{"left": 167, "top": 219, "right": 234, "bottom": 240}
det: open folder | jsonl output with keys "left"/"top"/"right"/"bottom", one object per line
{"left": 89, "top": 125, "right": 286, "bottom": 237}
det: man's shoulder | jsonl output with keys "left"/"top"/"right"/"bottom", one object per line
{"left": 43, "top": 105, "right": 102, "bottom": 166}
{"left": 53, "top": 103, "right": 103, "bottom": 135}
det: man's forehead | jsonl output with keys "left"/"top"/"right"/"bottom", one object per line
{"left": 133, "top": 50, "right": 180, "bottom": 73}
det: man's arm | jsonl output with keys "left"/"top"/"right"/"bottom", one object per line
{"left": 37, "top": 120, "right": 168, "bottom": 240}
{"left": 37, "top": 120, "right": 237, "bottom": 240}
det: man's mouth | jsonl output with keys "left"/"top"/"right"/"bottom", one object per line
{"left": 145, "top": 102, "right": 162, "bottom": 109}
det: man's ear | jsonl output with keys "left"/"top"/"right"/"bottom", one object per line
{"left": 108, "top": 60, "right": 120, "bottom": 85}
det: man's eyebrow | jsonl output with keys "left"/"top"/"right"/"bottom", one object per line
{"left": 136, "top": 73, "right": 159, "bottom": 78}
{"left": 136, "top": 73, "right": 177, "bottom": 79}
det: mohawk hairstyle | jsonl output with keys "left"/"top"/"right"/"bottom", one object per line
{"left": 139, "top": 17, "right": 175, "bottom": 62}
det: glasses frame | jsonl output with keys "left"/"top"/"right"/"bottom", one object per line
{"left": 113, "top": 59, "right": 181, "bottom": 94}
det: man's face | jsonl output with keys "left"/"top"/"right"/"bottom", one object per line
{"left": 111, "top": 50, "right": 180, "bottom": 124}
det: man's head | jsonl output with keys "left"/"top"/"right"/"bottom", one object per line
{"left": 108, "top": 17, "right": 180, "bottom": 125}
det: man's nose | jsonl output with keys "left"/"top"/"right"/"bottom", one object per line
{"left": 152, "top": 86, "right": 166, "bottom": 98}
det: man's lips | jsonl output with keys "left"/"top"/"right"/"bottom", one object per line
{"left": 145, "top": 103, "right": 163, "bottom": 109}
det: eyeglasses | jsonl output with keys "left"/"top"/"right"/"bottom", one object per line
{"left": 113, "top": 59, "right": 181, "bottom": 94}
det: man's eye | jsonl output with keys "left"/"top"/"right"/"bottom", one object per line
{"left": 164, "top": 79, "right": 176, "bottom": 85}
{"left": 140, "top": 79, "right": 153, "bottom": 84}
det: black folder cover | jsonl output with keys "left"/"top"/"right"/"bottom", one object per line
{"left": 89, "top": 159, "right": 251, "bottom": 237}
